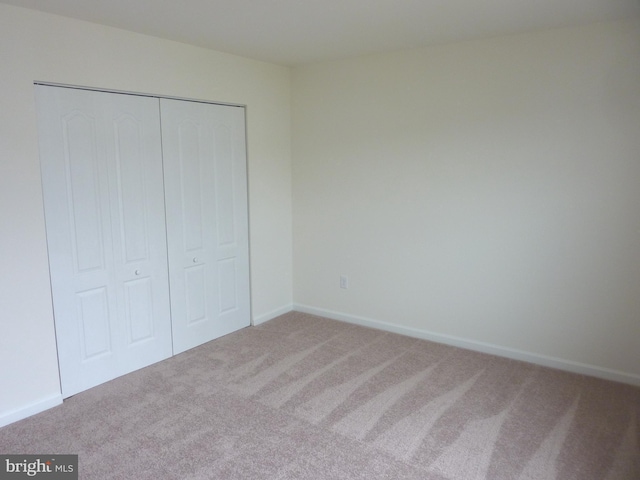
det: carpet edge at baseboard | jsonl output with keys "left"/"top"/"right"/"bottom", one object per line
{"left": 292, "top": 303, "right": 640, "bottom": 387}
{"left": 0, "top": 393, "right": 63, "bottom": 428}
{"left": 252, "top": 304, "right": 295, "bottom": 326}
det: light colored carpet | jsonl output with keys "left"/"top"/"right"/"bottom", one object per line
{"left": 1, "top": 312, "right": 638, "bottom": 479}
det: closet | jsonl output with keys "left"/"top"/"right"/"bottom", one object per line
{"left": 36, "top": 85, "right": 250, "bottom": 398}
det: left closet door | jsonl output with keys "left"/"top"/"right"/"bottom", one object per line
{"left": 37, "top": 86, "right": 172, "bottom": 398}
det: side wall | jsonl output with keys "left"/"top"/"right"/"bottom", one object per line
{"left": 0, "top": 4, "right": 292, "bottom": 425}
{"left": 292, "top": 20, "right": 640, "bottom": 383}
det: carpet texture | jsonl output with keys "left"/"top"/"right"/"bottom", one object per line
{"left": 1, "top": 312, "right": 638, "bottom": 479}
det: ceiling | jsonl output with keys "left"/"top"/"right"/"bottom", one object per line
{"left": 3, "top": 0, "right": 639, "bottom": 65}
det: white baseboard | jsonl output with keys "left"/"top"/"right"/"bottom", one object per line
{"left": 293, "top": 304, "right": 640, "bottom": 387}
{"left": 0, "top": 393, "right": 63, "bottom": 428}
{"left": 252, "top": 304, "right": 293, "bottom": 326}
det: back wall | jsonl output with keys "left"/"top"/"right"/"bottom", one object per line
{"left": 292, "top": 19, "right": 640, "bottom": 383}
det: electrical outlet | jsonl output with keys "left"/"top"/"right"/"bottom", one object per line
{"left": 340, "top": 275, "right": 349, "bottom": 289}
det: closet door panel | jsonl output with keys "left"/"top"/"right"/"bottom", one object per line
{"left": 123, "top": 277, "right": 155, "bottom": 344}
{"left": 113, "top": 114, "right": 150, "bottom": 263}
{"left": 63, "top": 110, "right": 106, "bottom": 273}
{"left": 37, "top": 86, "right": 172, "bottom": 397}
{"left": 77, "top": 287, "right": 112, "bottom": 359}
{"left": 103, "top": 97, "right": 173, "bottom": 373}
{"left": 161, "top": 99, "right": 250, "bottom": 354}
{"left": 213, "top": 109, "right": 250, "bottom": 329}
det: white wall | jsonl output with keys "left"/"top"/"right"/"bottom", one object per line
{"left": 292, "top": 20, "right": 640, "bottom": 382}
{"left": 0, "top": 3, "right": 292, "bottom": 425}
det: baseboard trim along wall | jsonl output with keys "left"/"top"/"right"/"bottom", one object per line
{"left": 3, "top": 303, "right": 635, "bottom": 428}
{"left": 252, "top": 304, "right": 294, "bottom": 326}
{"left": 0, "top": 394, "right": 63, "bottom": 428}
{"left": 292, "top": 304, "right": 640, "bottom": 387}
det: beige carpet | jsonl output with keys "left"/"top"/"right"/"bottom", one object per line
{"left": 1, "top": 312, "right": 638, "bottom": 479}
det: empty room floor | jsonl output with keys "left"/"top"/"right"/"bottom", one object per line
{"left": 1, "top": 312, "right": 638, "bottom": 479}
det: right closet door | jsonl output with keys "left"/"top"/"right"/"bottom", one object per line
{"left": 161, "top": 99, "right": 250, "bottom": 354}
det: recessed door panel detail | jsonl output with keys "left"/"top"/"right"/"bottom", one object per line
{"left": 218, "top": 257, "right": 237, "bottom": 314}
{"left": 63, "top": 112, "right": 104, "bottom": 273}
{"left": 77, "top": 287, "right": 111, "bottom": 360}
{"left": 123, "top": 277, "right": 154, "bottom": 344}
{"left": 185, "top": 265, "right": 207, "bottom": 325}
{"left": 214, "top": 124, "right": 236, "bottom": 247}
{"left": 178, "top": 121, "right": 205, "bottom": 252}
{"left": 114, "top": 114, "right": 148, "bottom": 264}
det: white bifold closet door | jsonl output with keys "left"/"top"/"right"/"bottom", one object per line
{"left": 37, "top": 86, "right": 250, "bottom": 397}
{"left": 36, "top": 86, "right": 173, "bottom": 397}
{"left": 160, "top": 99, "right": 250, "bottom": 355}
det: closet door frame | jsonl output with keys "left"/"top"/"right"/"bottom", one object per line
{"left": 160, "top": 98, "right": 251, "bottom": 354}
{"left": 36, "top": 85, "right": 174, "bottom": 397}
{"left": 36, "top": 82, "right": 252, "bottom": 396}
